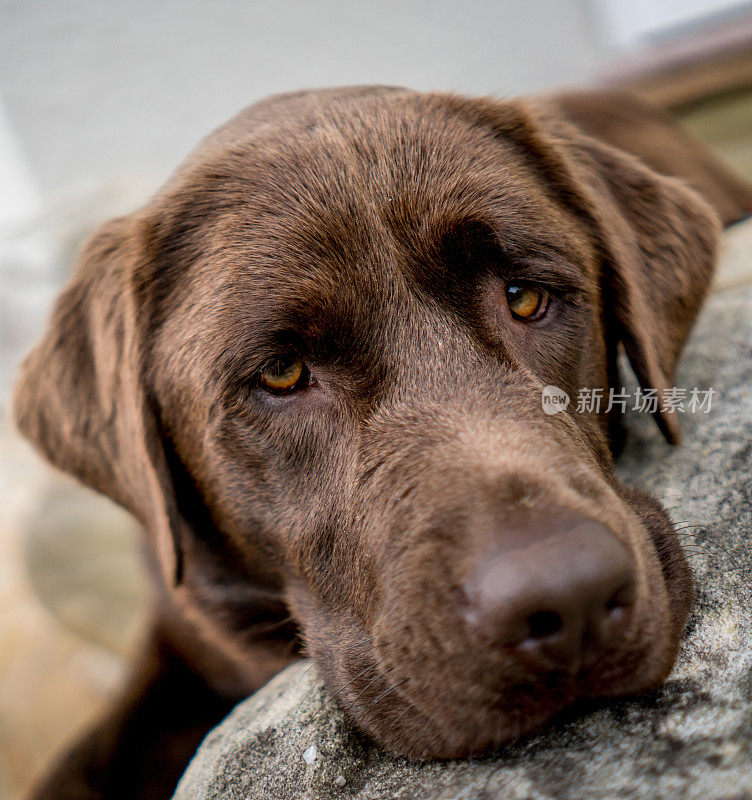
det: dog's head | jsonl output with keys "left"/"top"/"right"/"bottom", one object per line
{"left": 15, "top": 87, "right": 723, "bottom": 756}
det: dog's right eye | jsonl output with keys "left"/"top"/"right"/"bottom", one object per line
{"left": 258, "top": 356, "right": 309, "bottom": 394}
{"left": 506, "top": 282, "right": 550, "bottom": 321}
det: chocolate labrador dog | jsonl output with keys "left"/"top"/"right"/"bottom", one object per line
{"left": 14, "top": 86, "right": 752, "bottom": 799}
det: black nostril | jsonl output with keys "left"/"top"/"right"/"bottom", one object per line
{"left": 605, "top": 596, "right": 622, "bottom": 613}
{"left": 527, "top": 610, "right": 563, "bottom": 639}
{"left": 605, "top": 582, "right": 636, "bottom": 614}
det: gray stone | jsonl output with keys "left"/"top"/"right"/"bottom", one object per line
{"left": 174, "top": 284, "right": 752, "bottom": 800}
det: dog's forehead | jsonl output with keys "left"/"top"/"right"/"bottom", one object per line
{"left": 159, "top": 93, "right": 597, "bottom": 375}
{"left": 176, "top": 93, "right": 592, "bottom": 284}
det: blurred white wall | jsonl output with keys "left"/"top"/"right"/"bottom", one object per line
{"left": 596, "top": 0, "right": 750, "bottom": 46}
{"left": 0, "top": 0, "right": 601, "bottom": 197}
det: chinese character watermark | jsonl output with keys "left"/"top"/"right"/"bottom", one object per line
{"left": 541, "top": 385, "right": 715, "bottom": 415}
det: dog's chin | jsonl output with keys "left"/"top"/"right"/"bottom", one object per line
{"left": 349, "top": 679, "right": 580, "bottom": 759}
{"left": 320, "top": 574, "right": 685, "bottom": 756}
{"left": 315, "top": 611, "right": 680, "bottom": 760}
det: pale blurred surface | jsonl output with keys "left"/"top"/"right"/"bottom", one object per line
{"left": 2, "top": 2, "right": 752, "bottom": 799}
{"left": 0, "top": 425, "right": 151, "bottom": 800}
{"left": 0, "top": 0, "right": 601, "bottom": 195}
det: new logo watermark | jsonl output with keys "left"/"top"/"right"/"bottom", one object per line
{"left": 541, "top": 386, "right": 715, "bottom": 415}
{"left": 541, "top": 385, "right": 571, "bottom": 415}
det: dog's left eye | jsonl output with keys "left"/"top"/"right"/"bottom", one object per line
{"left": 506, "top": 282, "right": 550, "bottom": 321}
{"left": 258, "top": 356, "right": 309, "bottom": 394}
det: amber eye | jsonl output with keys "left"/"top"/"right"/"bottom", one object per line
{"left": 506, "top": 282, "right": 550, "bottom": 321}
{"left": 259, "top": 357, "right": 307, "bottom": 393}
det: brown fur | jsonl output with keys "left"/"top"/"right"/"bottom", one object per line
{"left": 14, "top": 87, "right": 751, "bottom": 799}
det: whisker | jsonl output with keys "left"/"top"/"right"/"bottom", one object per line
{"left": 674, "top": 532, "right": 743, "bottom": 569}
{"left": 391, "top": 701, "right": 416, "bottom": 728}
{"left": 297, "top": 661, "right": 318, "bottom": 685}
{"left": 341, "top": 666, "right": 395, "bottom": 717}
{"left": 294, "top": 638, "right": 386, "bottom": 718}
{"left": 420, "top": 712, "right": 437, "bottom": 740}
{"left": 308, "top": 662, "right": 382, "bottom": 721}
{"left": 245, "top": 615, "right": 296, "bottom": 636}
{"left": 366, "top": 676, "right": 409, "bottom": 710}
{"left": 293, "top": 662, "right": 343, "bottom": 714}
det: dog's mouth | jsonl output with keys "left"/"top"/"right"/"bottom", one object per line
{"left": 309, "top": 620, "right": 660, "bottom": 759}
{"left": 297, "top": 479, "right": 690, "bottom": 760}
{"left": 316, "top": 618, "right": 668, "bottom": 759}
{"left": 336, "top": 649, "right": 582, "bottom": 752}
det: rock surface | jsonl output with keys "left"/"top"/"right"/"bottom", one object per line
{"left": 174, "top": 284, "right": 752, "bottom": 800}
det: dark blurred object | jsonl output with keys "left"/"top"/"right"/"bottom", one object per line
{"left": 602, "top": 5, "right": 752, "bottom": 109}
{"left": 553, "top": 89, "right": 752, "bottom": 226}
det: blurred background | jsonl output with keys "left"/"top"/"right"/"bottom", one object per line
{"left": 2, "top": 1, "right": 752, "bottom": 798}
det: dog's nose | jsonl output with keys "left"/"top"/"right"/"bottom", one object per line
{"left": 463, "top": 518, "right": 636, "bottom": 671}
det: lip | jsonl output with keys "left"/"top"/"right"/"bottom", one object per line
{"left": 354, "top": 586, "right": 664, "bottom": 756}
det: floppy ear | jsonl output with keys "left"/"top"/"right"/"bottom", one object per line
{"left": 569, "top": 129, "right": 720, "bottom": 445}
{"left": 12, "top": 214, "right": 185, "bottom": 585}
{"left": 453, "top": 95, "right": 721, "bottom": 444}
